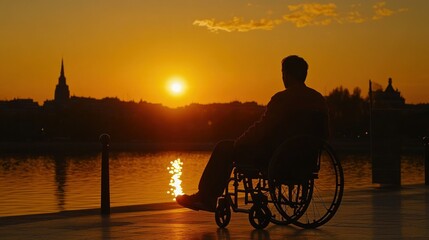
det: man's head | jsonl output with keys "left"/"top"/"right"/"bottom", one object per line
{"left": 281, "top": 55, "right": 308, "bottom": 88}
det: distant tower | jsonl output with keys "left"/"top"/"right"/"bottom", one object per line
{"left": 54, "top": 59, "right": 70, "bottom": 103}
{"left": 373, "top": 77, "right": 405, "bottom": 108}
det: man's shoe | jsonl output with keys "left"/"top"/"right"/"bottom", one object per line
{"left": 176, "top": 194, "right": 216, "bottom": 212}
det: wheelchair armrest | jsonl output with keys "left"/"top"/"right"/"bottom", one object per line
{"left": 235, "top": 163, "right": 262, "bottom": 178}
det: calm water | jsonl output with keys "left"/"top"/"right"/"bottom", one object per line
{"left": 0, "top": 151, "right": 425, "bottom": 217}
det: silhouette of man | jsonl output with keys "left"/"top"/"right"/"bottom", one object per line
{"left": 176, "top": 55, "right": 329, "bottom": 211}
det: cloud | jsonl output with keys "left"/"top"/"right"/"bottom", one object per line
{"left": 345, "top": 11, "right": 366, "bottom": 24}
{"left": 193, "top": 2, "right": 408, "bottom": 32}
{"left": 372, "top": 2, "right": 407, "bottom": 20}
{"left": 283, "top": 3, "right": 339, "bottom": 27}
{"left": 192, "top": 17, "right": 282, "bottom": 33}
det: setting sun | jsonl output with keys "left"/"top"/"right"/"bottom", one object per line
{"left": 167, "top": 77, "right": 186, "bottom": 96}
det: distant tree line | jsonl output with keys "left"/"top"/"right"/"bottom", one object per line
{"left": 1, "top": 87, "right": 428, "bottom": 143}
{"left": 326, "top": 87, "right": 370, "bottom": 139}
{"left": 0, "top": 97, "right": 265, "bottom": 142}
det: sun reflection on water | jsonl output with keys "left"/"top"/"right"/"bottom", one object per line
{"left": 167, "top": 159, "right": 184, "bottom": 200}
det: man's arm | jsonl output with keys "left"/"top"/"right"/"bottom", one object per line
{"left": 234, "top": 93, "right": 284, "bottom": 147}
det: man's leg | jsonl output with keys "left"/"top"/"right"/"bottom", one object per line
{"left": 176, "top": 140, "right": 234, "bottom": 211}
{"left": 198, "top": 140, "right": 235, "bottom": 202}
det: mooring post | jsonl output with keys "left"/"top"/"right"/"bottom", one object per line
{"left": 423, "top": 136, "right": 429, "bottom": 185}
{"left": 100, "top": 134, "right": 111, "bottom": 215}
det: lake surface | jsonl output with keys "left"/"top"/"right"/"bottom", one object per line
{"left": 0, "top": 151, "right": 425, "bottom": 217}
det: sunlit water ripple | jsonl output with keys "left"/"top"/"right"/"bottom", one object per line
{"left": 0, "top": 151, "right": 425, "bottom": 217}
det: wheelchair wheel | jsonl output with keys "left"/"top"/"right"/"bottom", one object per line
{"left": 269, "top": 179, "right": 313, "bottom": 225}
{"left": 248, "top": 205, "right": 271, "bottom": 229}
{"left": 268, "top": 198, "right": 291, "bottom": 225}
{"left": 292, "top": 141, "right": 344, "bottom": 228}
{"left": 267, "top": 135, "right": 344, "bottom": 228}
{"left": 215, "top": 197, "right": 231, "bottom": 228}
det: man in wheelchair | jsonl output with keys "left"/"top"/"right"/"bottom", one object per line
{"left": 176, "top": 55, "right": 329, "bottom": 212}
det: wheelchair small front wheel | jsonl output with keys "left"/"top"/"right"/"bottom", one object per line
{"left": 215, "top": 197, "right": 231, "bottom": 228}
{"left": 249, "top": 205, "right": 271, "bottom": 229}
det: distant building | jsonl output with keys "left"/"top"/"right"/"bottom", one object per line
{"left": 372, "top": 78, "right": 405, "bottom": 109}
{"left": 0, "top": 99, "right": 39, "bottom": 112}
{"left": 54, "top": 59, "right": 70, "bottom": 104}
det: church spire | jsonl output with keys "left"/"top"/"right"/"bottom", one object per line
{"left": 60, "top": 58, "right": 65, "bottom": 78}
{"left": 55, "top": 59, "right": 70, "bottom": 103}
{"left": 59, "top": 59, "right": 66, "bottom": 85}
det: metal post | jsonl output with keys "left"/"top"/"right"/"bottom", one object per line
{"left": 423, "top": 137, "right": 429, "bottom": 185}
{"left": 100, "top": 134, "right": 111, "bottom": 215}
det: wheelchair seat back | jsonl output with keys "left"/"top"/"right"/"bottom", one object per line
{"left": 266, "top": 110, "right": 327, "bottom": 183}
{"left": 268, "top": 135, "right": 322, "bottom": 183}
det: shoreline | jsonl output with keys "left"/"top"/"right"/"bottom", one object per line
{"left": 0, "top": 141, "right": 217, "bottom": 154}
{"left": 0, "top": 201, "right": 181, "bottom": 226}
{"left": 0, "top": 139, "right": 425, "bottom": 155}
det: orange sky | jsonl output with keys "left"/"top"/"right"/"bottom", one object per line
{"left": 0, "top": 1, "right": 428, "bottom": 107}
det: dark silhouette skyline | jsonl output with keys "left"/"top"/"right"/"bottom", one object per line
{"left": 1, "top": 84, "right": 429, "bottom": 146}
{"left": 1, "top": 61, "right": 429, "bottom": 147}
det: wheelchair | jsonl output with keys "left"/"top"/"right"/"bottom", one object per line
{"left": 214, "top": 135, "right": 344, "bottom": 229}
